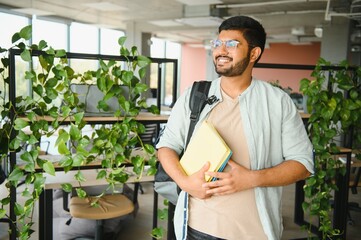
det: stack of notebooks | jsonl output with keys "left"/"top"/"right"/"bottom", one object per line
{"left": 180, "top": 121, "right": 232, "bottom": 182}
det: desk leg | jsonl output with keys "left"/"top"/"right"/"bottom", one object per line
{"left": 10, "top": 185, "right": 16, "bottom": 240}
{"left": 294, "top": 180, "right": 305, "bottom": 225}
{"left": 332, "top": 153, "right": 351, "bottom": 239}
{"left": 167, "top": 203, "right": 175, "bottom": 240}
{"left": 152, "top": 189, "right": 158, "bottom": 240}
{"left": 293, "top": 180, "right": 319, "bottom": 236}
{"left": 39, "top": 189, "right": 53, "bottom": 240}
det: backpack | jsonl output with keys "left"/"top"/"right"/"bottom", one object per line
{"left": 154, "top": 80, "right": 214, "bottom": 205}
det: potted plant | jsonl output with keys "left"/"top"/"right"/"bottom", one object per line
{"left": 300, "top": 58, "right": 361, "bottom": 239}
{"left": 0, "top": 25, "right": 159, "bottom": 239}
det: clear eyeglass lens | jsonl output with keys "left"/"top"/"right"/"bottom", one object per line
{"left": 226, "top": 40, "right": 239, "bottom": 48}
{"left": 211, "top": 40, "right": 239, "bottom": 50}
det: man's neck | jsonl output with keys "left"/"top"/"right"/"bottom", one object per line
{"left": 220, "top": 75, "right": 252, "bottom": 99}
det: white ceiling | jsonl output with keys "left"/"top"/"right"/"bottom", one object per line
{"left": 0, "top": 0, "right": 360, "bottom": 45}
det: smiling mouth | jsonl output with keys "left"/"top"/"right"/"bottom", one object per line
{"left": 216, "top": 56, "right": 232, "bottom": 65}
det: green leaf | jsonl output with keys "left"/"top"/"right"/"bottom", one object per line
{"left": 38, "top": 40, "right": 48, "bottom": 50}
{"left": 19, "top": 25, "right": 32, "bottom": 40}
{"left": 0, "top": 209, "right": 6, "bottom": 219}
{"left": 76, "top": 188, "right": 87, "bottom": 198}
{"left": 45, "top": 78, "right": 58, "bottom": 88}
{"left": 118, "top": 36, "right": 127, "bottom": 46}
{"left": 43, "top": 161, "right": 55, "bottom": 176}
{"left": 99, "top": 59, "right": 108, "bottom": 71}
{"left": 20, "top": 49, "right": 32, "bottom": 62}
{"left": 120, "top": 46, "right": 130, "bottom": 56}
{"left": 61, "top": 183, "right": 73, "bottom": 193}
{"left": 20, "top": 152, "right": 33, "bottom": 162}
{"left": 134, "top": 83, "right": 148, "bottom": 95}
{"left": 14, "top": 203, "right": 24, "bottom": 216}
{"left": 8, "top": 167, "right": 24, "bottom": 183}
{"left": 46, "top": 87, "right": 58, "bottom": 100}
{"left": 138, "top": 67, "right": 147, "bottom": 79}
{"left": 70, "top": 124, "right": 81, "bottom": 140}
{"left": 33, "top": 173, "right": 46, "bottom": 194}
{"left": 75, "top": 171, "right": 86, "bottom": 182}
{"left": 299, "top": 78, "right": 310, "bottom": 93}
{"left": 55, "top": 130, "right": 70, "bottom": 147}
{"left": 55, "top": 49, "right": 67, "bottom": 57}
{"left": 11, "top": 32, "right": 21, "bottom": 44}
{"left": 144, "top": 144, "right": 155, "bottom": 154}
{"left": 72, "top": 154, "right": 85, "bottom": 166}
{"left": 73, "top": 112, "right": 84, "bottom": 125}
{"left": 137, "top": 55, "right": 151, "bottom": 68}
{"left": 96, "top": 170, "right": 107, "bottom": 179}
{"left": 58, "top": 140, "right": 70, "bottom": 155}
{"left": 59, "top": 156, "right": 73, "bottom": 167}
{"left": 14, "top": 118, "right": 29, "bottom": 130}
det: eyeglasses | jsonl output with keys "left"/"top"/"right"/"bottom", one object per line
{"left": 210, "top": 39, "right": 240, "bottom": 50}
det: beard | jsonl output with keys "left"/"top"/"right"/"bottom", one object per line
{"left": 214, "top": 50, "right": 251, "bottom": 77}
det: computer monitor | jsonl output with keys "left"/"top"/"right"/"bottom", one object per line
{"left": 70, "top": 84, "right": 129, "bottom": 116}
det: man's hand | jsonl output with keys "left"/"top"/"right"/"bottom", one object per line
{"left": 202, "top": 159, "right": 311, "bottom": 196}
{"left": 180, "top": 161, "right": 212, "bottom": 199}
{"left": 202, "top": 160, "right": 254, "bottom": 196}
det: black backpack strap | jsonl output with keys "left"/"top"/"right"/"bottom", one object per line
{"left": 185, "top": 81, "right": 212, "bottom": 146}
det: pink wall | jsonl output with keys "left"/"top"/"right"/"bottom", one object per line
{"left": 255, "top": 42, "right": 321, "bottom": 93}
{"left": 180, "top": 45, "right": 207, "bottom": 93}
{"left": 179, "top": 42, "right": 321, "bottom": 95}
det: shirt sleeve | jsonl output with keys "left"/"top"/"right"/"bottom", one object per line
{"left": 156, "top": 88, "right": 191, "bottom": 155}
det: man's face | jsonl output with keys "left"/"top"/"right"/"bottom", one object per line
{"left": 212, "top": 30, "right": 252, "bottom": 77}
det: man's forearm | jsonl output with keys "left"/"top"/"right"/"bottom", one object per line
{"left": 157, "top": 147, "right": 188, "bottom": 186}
{"left": 251, "top": 160, "right": 310, "bottom": 188}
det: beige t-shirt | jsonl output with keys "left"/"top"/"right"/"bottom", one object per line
{"left": 188, "top": 90, "right": 267, "bottom": 240}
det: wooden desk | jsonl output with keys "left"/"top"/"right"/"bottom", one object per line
{"left": 39, "top": 168, "right": 155, "bottom": 240}
{"left": 9, "top": 113, "right": 168, "bottom": 240}
{"left": 22, "top": 112, "right": 169, "bottom": 124}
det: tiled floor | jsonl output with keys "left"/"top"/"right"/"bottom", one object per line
{"left": 1, "top": 182, "right": 360, "bottom": 240}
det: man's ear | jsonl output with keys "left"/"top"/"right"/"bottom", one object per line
{"left": 250, "top": 47, "right": 262, "bottom": 63}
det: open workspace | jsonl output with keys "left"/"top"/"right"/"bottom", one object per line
{"left": 0, "top": 1, "right": 361, "bottom": 240}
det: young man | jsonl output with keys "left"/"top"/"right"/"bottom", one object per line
{"left": 156, "top": 16, "right": 314, "bottom": 240}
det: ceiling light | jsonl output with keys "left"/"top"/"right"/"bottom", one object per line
{"left": 176, "top": 17, "right": 223, "bottom": 27}
{"left": 83, "top": 2, "right": 128, "bottom": 11}
{"left": 291, "top": 26, "right": 305, "bottom": 36}
{"left": 314, "top": 26, "right": 323, "bottom": 38}
{"left": 149, "top": 20, "right": 184, "bottom": 27}
{"left": 176, "top": 0, "right": 222, "bottom": 5}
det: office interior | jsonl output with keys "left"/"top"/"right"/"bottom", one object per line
{"left": 0, "top": 0, "right": 360, "bottom": 239}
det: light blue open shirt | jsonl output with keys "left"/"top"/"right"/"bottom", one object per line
{"left": 156, "top": 78, "right": 314, "bottom": 240}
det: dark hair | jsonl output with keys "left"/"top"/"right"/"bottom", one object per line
{"left": 219, "top": 16, "right": 266, "bottom": 62}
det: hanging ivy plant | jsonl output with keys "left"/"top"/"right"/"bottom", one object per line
{"left": 300, "top": 58, "right": 361, "bottom": 239}
{"left": 0, "top": 25, "right": 159, "bottom": 239}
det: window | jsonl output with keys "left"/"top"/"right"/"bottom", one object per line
{"left": 0, "top": 12, "right": 29, "bottom": 100}
{"left": 70, "top": 22, "right": 99, "bottom": 74}
{"left": 32, "top": 17, "right": 68, "bottom": 50}
{"left": 150, "top": 38, "right": 180, "bottom": 107}
{"left": 100, "top": 28, "right": 125, "bottom": 55}
{"left": 0, "top": 12, "right": 29, "bottom": 49}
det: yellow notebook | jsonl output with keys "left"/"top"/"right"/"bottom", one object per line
{"left": 180, "top": 121, "right": 232, "bottom": 182}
